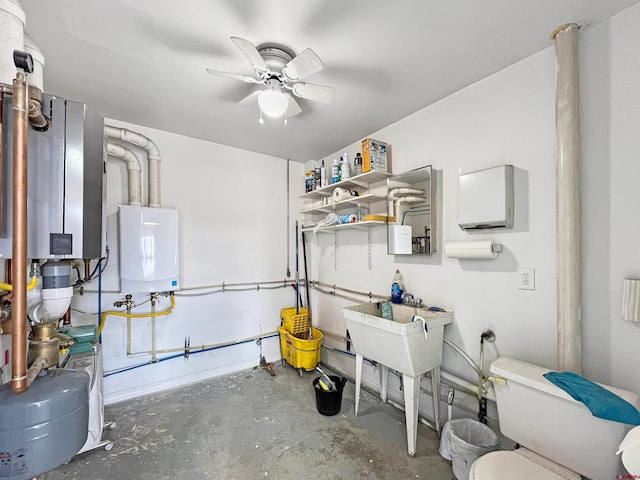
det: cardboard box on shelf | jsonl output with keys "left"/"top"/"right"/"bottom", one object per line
{"left": 362, "top": 138, "right": 388, "bottom": 173}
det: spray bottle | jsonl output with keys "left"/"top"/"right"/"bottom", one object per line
{"left": 331, "top": 158, "right": 339, "bottom": 184}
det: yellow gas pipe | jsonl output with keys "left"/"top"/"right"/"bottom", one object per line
{"left": 95, "top": 292, "right": 175, "bottom": 343}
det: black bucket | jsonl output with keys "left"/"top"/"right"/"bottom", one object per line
{"left": 313, "top": 375, "right": 347, "bottom": 416}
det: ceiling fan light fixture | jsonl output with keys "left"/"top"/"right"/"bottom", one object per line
{"left": 258, "top": 79, "right": 288, "bottom": 117}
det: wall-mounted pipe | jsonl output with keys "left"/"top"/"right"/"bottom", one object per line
{"left": 387, "top": 187, "right": 426, "bottom": 220}
{"left": 552, "top": 23, "right": 582, "bottom": 374}
{"left": 95, "top": 292, "right": 175, "bottom": 342}
{"left": 0, "top": 276, "right": 37, "bottom": 292}
{"left": 104, "top": 332, "right": 280, "bottom": 377}
{"left": 106, "top": 141, "right": 142, "bottom": 206}
{"left": 105, "top": 126, "right": 161, "bottom": 207}
{"left": 10, "top": 71, "right": 28, "bottom": 394}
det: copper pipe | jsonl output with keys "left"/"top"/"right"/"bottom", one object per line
{"left": 26, "top": 357, "right": 46, "bottom": 387}
{"left": 63, "top": 307, "right": 71, "bottom": 326}
{"left": 11, "top": 73, "right": 28, "bottom": 394}
{"left": 84, "top": 259, "right": 91, "bottom": 281}
{"left": 5, "top": 259, "right": 11, "bottom": 285}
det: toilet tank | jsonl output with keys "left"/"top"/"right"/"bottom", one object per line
{"left": 490, "top": 356, "right": 639, "bottom": 479}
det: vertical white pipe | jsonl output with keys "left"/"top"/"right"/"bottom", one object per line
{"left": 105, "top": 126, "right": 162, "bottom": 207}
{"left": 552, "top": 23, "right": 582, "bottom": 374}
{"left": 106, "top": 142, "right": 142, "bottom": 206}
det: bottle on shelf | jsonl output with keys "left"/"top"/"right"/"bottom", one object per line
{"left": 321, "top": 160, "right": 327, "bottom": 187}
{"left": 354, "top": 152, "right": 363, "bottom": 176}
{"left": 391, "top": 269, "right": 404, "bottom": 304}
{"left": 341, "top": 152, "right": 350, "bottom": 179}
{"left": 331, "top": 158, "right": 339, "bottom": 184}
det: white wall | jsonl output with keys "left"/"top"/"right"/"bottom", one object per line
{"left": 582, "top": 3, "right": 640, "bottom": 391}
{"left": 309, "top": 3, "right": 640, "bottom": 405}
{"left": 309, "top": 46, "right": 558, "bottom": 393}
{"left": 71, "top": 120, "right": 303, "bottom": 404}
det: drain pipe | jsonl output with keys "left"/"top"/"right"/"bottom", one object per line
{"left": 387, "top": 187, "right": 425, "bottom": 220}
{"left": 106, "top": 141, "right": 142, "bottom": 206}
{"left": 552, "top": 23, "right": 582, "bottom": 374}
{"left": 105, "top": 126, "right": 161, "bottom": 207}
{"left": 10, "top": 68, "right": 28, "bottom": 394}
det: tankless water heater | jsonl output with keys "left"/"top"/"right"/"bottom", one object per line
{"left": 0, "top": 93, "right": 106, "bottom": 259}
{"left": 118, "top": 205, "right": 180, "bottom": 293}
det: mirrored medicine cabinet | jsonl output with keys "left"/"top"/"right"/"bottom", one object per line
{"left": 387, "top": 165, "right": 434, "bottom": 255}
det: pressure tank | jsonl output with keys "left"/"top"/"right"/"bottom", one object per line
{"left": 0, "top": 0, "right": 25, "bottom": 85}
{"left": 0, "top": 369, "right": 90, "bottom": 479}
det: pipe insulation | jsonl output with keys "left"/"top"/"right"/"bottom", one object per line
{"left": 105, "top": 125, "right": 162, "bottom": 207}
{"left": 552, "top": 23, "right": 582, "bottom": 374}
{"left": 106, "top": 141, "right": 142, "bottom": 206}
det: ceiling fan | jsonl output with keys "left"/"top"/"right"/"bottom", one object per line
{"left": 206, "top": 37, "right": 335, "bottom": 122}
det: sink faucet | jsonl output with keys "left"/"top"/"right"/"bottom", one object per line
{"left": 402, "top": 293, "right": 423, "bottom": 307}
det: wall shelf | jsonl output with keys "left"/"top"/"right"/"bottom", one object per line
{"left": 301, "top": 170, "right": 392, "bottom": 200}
{"left": 301, "top": 193, "right": 387, "bottom": 215}
{"left": 301, "top": 220, "right": 386, "bottom": 233}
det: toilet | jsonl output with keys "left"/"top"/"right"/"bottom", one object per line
{"left": 469, "top": 356, "right": 639, "bottom": 479}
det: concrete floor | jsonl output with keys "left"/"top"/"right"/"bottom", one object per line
{"left": 44, "top": 363, "right": 455, "bottom": 480}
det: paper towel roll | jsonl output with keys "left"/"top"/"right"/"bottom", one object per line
{"left": 444, "top": 240, "right": 497, "bottom": 259}
{"left": 333, "top": 187, "right": 360, "bottom": 202}
{"left": 337, "top": 214, "right": 356, "bottom": 224}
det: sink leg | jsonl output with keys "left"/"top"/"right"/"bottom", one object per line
{"left": 355, "top": 354, "right": 363, "bottom": 416}
{"left": 379, "top": 364, "right": 388, "bottom": 403}
{"left": 402, "top": 374, "right": 420, "bottom": 456}
{"left": 431, "top": 366, "right": 441, "bottom": 435}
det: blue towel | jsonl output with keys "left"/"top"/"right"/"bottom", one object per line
{"left": 544, "top": 371, "right": 640, "bottom": 426}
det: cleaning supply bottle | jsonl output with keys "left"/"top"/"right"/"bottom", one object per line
{"left": 341, "top": 152, "right": 350, "bottom": 179}
{"left": 391, "top": 269, "right": 404, "bottom": 304}
{"left": 354, "top": 152, "right": 363, "bottom": 176}
{"left": 321, "top": 160, "right": 327, "bottom": 187}
{"left": 331, "top": 158, "right": 339, "bottom": 184}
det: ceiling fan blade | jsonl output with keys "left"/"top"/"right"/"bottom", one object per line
{"left": 206, "top": 68, "right": 262, "bottom": 84}
{"left": 284, "top": 93, "right": 302, "bottom": 117}
{"left": 291, "top": 82, "right": 335, "bottom": 104}
{"left": 282, "top": 48, "right": 324, "bottom": 81}
{"left": 237, "top": 90, "right": 261, "bottom": 106}
{"left": 230, "top": 37, "right": 268, "bottom": 74}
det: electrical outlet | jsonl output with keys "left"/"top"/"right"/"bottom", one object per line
{"left": 518, "top": 268, "right": 535, "bottom": 290}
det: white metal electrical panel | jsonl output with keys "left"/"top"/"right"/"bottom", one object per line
{"left": 118, "top": 205, "right": 180, "bottom": 293}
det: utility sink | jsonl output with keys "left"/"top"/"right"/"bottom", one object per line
{"left": 343, "top": 302, "right": 452, "bottom": 376}
{"left": 343, "top": 302, "right": 453, "bottom": 456}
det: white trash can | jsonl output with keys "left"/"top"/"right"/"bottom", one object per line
{"left": 440, "top": 418, "right": 499, "bottom": 480}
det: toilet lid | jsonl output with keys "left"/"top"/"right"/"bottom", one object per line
{"left": 618, "top": 425, "right": 640, "bottom": 474}
{"left": 469, "top": 450, "right": 579, "bottom": 480}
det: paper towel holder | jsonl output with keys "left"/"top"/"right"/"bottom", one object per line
{"left": 444, "top": 240, "right": 503, "bottom": 259}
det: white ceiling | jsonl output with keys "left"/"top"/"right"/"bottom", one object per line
{"left": 19, "top": 0, "right": 640, "bottom": 162}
